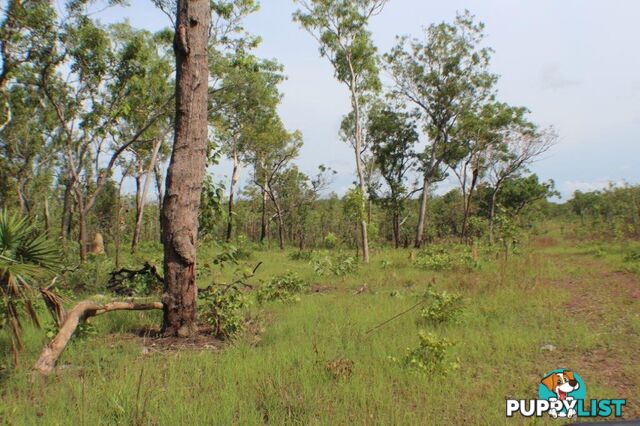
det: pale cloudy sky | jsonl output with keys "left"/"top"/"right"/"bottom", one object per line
{"left": 99, "top": 0, "right": 640, "bottom": 200}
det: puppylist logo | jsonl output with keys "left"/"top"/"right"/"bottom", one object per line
{"left": 506, "top": 369, "right": 626, "bottom": 419}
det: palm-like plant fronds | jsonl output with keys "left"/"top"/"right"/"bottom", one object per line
{"left": 0, "top": 210, "right": 61, "bottom": 361}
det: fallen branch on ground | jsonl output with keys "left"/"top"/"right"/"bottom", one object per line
{"left": 107, "top": 262, "right": 164, "bottom": 295}
{"left": 34, "top": 300, "right": 162, "bottom": 375}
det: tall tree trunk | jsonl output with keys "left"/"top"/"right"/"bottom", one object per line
{"left": 226, "top": 150, "right": 241, "bottom": 242}
{"left": 489, "top": 187, "right": 499, "bottom": 245}
{"left": 392, "top": 211, "right": 400, "bottom": 249}
{"left": 267, "top": 187, "right": 285, "bottom": 250}
{"left": 415, "top": 176, "right": 429, "bottom": 248}
{"left": 460, "top": 168, "right": 479, "bottom": 243}
{"left": 132, "top": 139, "right": 162, "bottom": 253}
{"left": 351, "top": 89, "right": 369, "bottom": 263}
{"left": 78, "top": 206, "right": 88, "bottom": 262}
{"left": 259, "top": 182, "right": 268, "bottom": 243}
{"left": 43, "top": 197, "right": 50, "bottom": 234}
{"left": 161, "top": 0, "right": 211, "bottom": 338}
{"left": 60, "top": 180, "right": 73, "bottom": 244}
{"left": 115, "top": 180, "right": 124, "bottom": 269}
{"left": 154, "top": 163, "right": 164, "bottom": 243}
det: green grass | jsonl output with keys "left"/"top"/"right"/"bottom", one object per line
{"left": 1, "top": 237, "right": 639, "bottom": 424}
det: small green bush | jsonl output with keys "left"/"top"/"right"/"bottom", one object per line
{"left": 623, "top": 247, "right": 640, "bottom": 262}
{"left": 414, "top": 247, "right": 473, "bottom": 271}
{"left": 418, "top": 288, "right": 464, "bottom": 326}
{"left": 332, "top": 256, "right": 358, "bottom": 277}
{"left": 289, "top": 250, "right": 314, "bottom": 261}
{"left": 311, "top": 255, "right": 333, "bottom": 277}
{"left": 257, "top": 272, "right": 309, "bottom": 303}
{"left": 323, "top": 233, "right": 338, "bottom": 249}
{"left": 311, "top": 254, "right": 358, "bottom": 277}
{"left": 199, "top": 285, "right": 249, "bottom": 338}
{"left": 401, "top": 331, "right": 456, "bottom": 374}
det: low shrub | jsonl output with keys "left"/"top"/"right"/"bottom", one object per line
{"left": 401, "top": 330, "right": 456, "bottom": 374}
{"left": 311, "top": 253, "right": 358, "bottom": 277}
{"left": 418, "top": 288, "right": 464, "bottom": 326}
{"left": 289, "top": 250, "right": 314, "bottom": 262}
{"left": 623, "top": 247, "right": 640, "bottom": 262}
{"left": 414, "top": 246, "right": 474, "bottom": 271}
{"left": 199, "top": 285, "right": 249, "bottom": 338}
{"left": 257, "top": 272, "right": 309, "bottom": 303}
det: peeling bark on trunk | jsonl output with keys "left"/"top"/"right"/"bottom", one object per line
{"left": 160, "top": 0, "right": 210, "bottom": 337}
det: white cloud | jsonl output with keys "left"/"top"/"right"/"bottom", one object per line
{"left": 561, "top": 179, "right": 627, "bottom": 196}
{"left": 539, "top": 63, "right": 580, "bottom": 90}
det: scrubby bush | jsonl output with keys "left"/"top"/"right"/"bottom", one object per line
{"left": 623, "top": 247, "right": 640, "bottom": 263}
{"left": 400, "top": 331, "right": 456, "bottom": 374}
{"left": 311, "top": 253, "right": 358, "bottom": 277}
{"left": 418, "top": 288, "right": 464, "bottom": 326}
{"left": 332, "top": 256, "right": 358, "bottom": 277}
{"left": 199, "top": 285, "right": 249, "bottom": 338}
{"left": 323, "top": 232, "right": 338, "bottom": 249}
{"left": 414, "top": 246, "right": 474, "bottom": 271}
{"left": 257, "top": 272, "right": 309, "bottom": 303}
{"left": 289, "top": 250, "right": 314, "bottom": 261}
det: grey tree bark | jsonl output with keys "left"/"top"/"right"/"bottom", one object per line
{"left": 161, "top": 0, "right": 211, "bottom": 337}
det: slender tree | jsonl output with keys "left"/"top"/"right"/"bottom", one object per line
{"left": 385, "top": 11, "right": 496, "bottom": 248}
{"left": 485, "top": 125, "right": 556, "bottom": 242}
{"left": 294, "top": 0, "right": 388, "bottom": 263}
{"left": 367, "top": 105, "right": 419, "bottom": 248}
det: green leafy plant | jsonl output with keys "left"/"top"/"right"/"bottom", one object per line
{"left": 257, "top": 272, "right": 308, "bottom": 303}
{"left": 401, "top": 330, "right": 456, "bottom": 375}
{"left": 333, "top": 256, "right": 358, "bottom": 277}
{"left": 311, "top": 255, "right": 333, "bottom": 277}
{"left": 380, "top": 259, "right": 393, "bottom": 269}
{"left": 418, "top": 288, "right": 464, "bottom": 326}
{"left": 323, "top": 232, "right": 338, "bottom": 249}
{"left": 623, "top": 247, "right": 640, "bottom": 263}
{"left": 289, "top": 250, "right": 314, "bottom": 262}
{"left": 414, "top": 246, "right": 474, "bottom": 271}
{"left": 0, "top": 210, "right": 60, "bottom": 356}
{"left": 310, "top": 254, "right": 358, "bottom": 277}
{"left": 199, "top": 284, "right": 249, "bottom": 339}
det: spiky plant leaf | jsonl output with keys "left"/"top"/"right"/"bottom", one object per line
{"left": 0, "top": 210, "right": 62, "bottom": 362}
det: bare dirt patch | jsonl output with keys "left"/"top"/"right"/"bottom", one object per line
{"left": 542, "top": 253, "right": 640, "bottom": 417}
{"left": 123, "top": 326, "right": 225, "bottom": 353}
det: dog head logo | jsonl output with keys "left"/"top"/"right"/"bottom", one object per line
{"left": 539, "top": 369, "right": 586, "bottom": 418}
{"left": 541, "top": 370, "right": 580, "bottom": 400}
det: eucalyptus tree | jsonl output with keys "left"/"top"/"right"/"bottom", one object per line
{"left": 104, "top": 27, "right": 175, "bottom": 254}
{"left": 485, "top": 124, "right": 556, "bottom": 242}
{"left": 38, "top": 18, "right": 174, "bottom": 261}
{"left": 367, "top": 105, "right": 419, "bottom": 248}
{"left": 0, "top": 77, "right": 58, "bottom": 217}
{"left": 160, "top": 0, "right": 211, "bottom": 337}
{"left": 447, "top": 103, "right": 528, "bottom": 240}
{"left": 211, "top": 51, "right": 284, "bottom": 241}
{"left": 293, "top": 0, "right": 388, "bottom": 263}
{"left": 0, "top": 0, "right": 57, "bottom": 133}
{"left": 385, "top": 11, "right": 496, "bottom": 247}
{"left": 252, "top": 121, "right": 303, "bottom": 250}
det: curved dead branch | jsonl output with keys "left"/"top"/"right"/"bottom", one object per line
{"left": 34, "top": 300, "right": 162, "bottom": 375}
